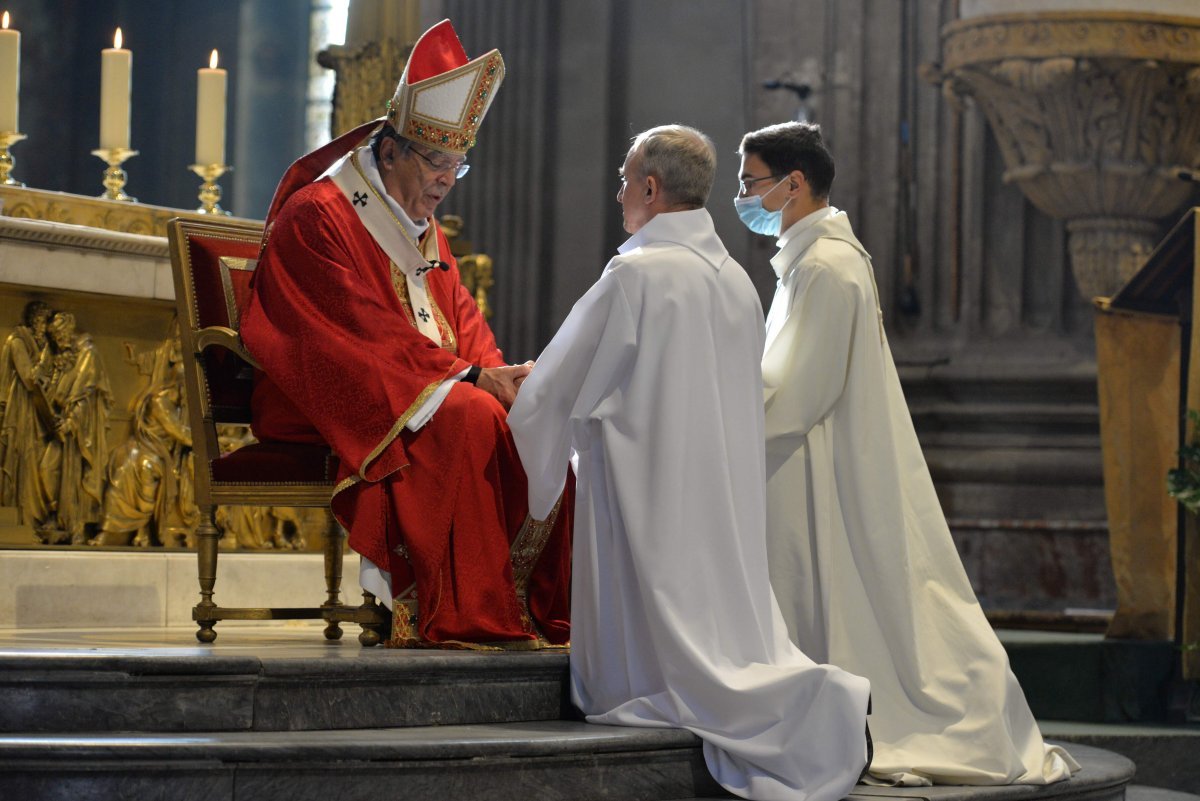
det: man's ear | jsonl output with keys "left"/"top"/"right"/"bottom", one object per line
{"left": 645, "top": 174, "right": 659, "bottom": 203}
{"left": 379, "top": 137, "right": 396, "bottom": 167}
{"left": 788, "top": 169, "right": 809, "bottom": 197}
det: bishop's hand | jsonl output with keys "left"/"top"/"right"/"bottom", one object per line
{"left": 476, "top": 363, "right": 532, "bottom": 410}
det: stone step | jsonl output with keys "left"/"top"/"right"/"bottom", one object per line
{"left": 0, "top": 732, "right": 1131, "bottom": 801}
{"left": 1127, "top": 786, "right": 1200, "bottom": 801}
{"left": 0, "top": 720, "right": 726, "bottom": 801}
{"left": 1041, "top": 721, "right": 1200, "bottom": 796}
{"left": 0, "top": 646, "right": 571, "bottom": 733}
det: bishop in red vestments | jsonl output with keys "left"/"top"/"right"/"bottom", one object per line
{"left": 239, "top": 20, "right": 570, "bottom": 648}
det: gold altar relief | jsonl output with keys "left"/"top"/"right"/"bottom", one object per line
{"left": 929, "top": 11, "right": 1200, "bottom": 298}
{"left": 0, "top": 303, "right": 113, "bottom": 544}
{"left": 0, "top": 305, "right": 325, "bottom": 551}
{"left": 94, "top": 332, "right": 197, "bottom": 547}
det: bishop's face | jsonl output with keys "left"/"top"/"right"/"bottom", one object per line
{"left": 378, "top": 136, "right": 459, "bottom": 222}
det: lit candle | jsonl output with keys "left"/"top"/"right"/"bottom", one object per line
{"left": 99, "top": 27, "right": 131, "bottom": 150}
{"left": 195, "top": 49, "right": 227, "bottom": 166}
{"left": 0, "top": 12, "right": 19, "bottom": 132}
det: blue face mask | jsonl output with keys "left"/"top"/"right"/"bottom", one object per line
{"left": 734, "top": 178, "right": 788, "bottom": 236}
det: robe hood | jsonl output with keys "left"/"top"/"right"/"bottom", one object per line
{"left": 618, "top": 208, "right": 729, "bottom": 271}
{"left": 771, "top": 207, "right": 869, "bottom": 280}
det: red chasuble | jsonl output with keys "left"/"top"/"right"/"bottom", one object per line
{"left": 240, "top": 174, "right": 570, "bottom": 647}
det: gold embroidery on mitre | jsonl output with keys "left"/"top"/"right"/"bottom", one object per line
{"left": 391, "top": 52, "right": 504, "bottom": 155}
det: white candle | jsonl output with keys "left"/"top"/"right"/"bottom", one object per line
{"left": 195, "top": 49, "right": 226, "bottom": 166}
{"left": 99, "top": 27, "right": 131, "bottom": 150}
{"left": 0, "top": 12, "right": 19, "bottom": 132}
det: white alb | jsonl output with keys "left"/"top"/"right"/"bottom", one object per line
{"left": 510, "top": 208, "right": 871, "bottom": 801}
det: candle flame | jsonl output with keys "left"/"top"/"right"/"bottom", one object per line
{"left": 114, "top": 27, "right": 122, "bottom": 49}
{"left": 209, "top": 49, "right": 218, "bottom": 70}
{"left": 2, "top": 12, "right": 9, "bottom": 30}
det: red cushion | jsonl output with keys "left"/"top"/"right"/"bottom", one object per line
{"left": 210, "top": 441, "right": 339, "bottom": 484}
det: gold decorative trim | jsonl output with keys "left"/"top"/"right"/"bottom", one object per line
{"left": 217, "top": 256, "right": 257, "bottom": 329}
{"left": 1, "top": 185, "right": 254, "bottom": 239}
{"left": 395, "top": 52, "right": 504, "bottom": 154}
{"left": 420, "top": 233, "right": 458, "bottom": 354}
{"left": 942, "top": 12, "right": 1200, "bottom": 72}
{"left": 509, "top": 496, "right": 563, "bottom": 598}
{"left": 387, "top": 598, "right": 421, "bottom": 647}
{"left": 357, "top": 373, "right": 451, "bottom": 481}
{"left": 389, "top": 261, "right": 420, "bottom": 328}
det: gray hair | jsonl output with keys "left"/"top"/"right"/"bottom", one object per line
{"left": 627, "top": 124, "right": 716, "bottom": 208}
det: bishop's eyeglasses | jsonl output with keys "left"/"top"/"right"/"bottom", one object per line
{"left": 407, "top": 143, "right": 471, "bottom": 179}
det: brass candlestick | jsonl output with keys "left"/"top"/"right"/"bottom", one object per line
{"left": 190, "top": 163, "right": 231, "bottom": 215}
{"left": 91, "top": 146, "right": 139, "bottom": 202}
{"left": 0, "top": 131, "right": 27, "bottom": 187}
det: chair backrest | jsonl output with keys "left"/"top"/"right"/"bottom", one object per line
{"left": 166, "top": 216, "right": 265, "bottom": 503}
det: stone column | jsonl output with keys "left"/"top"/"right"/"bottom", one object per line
{"left": 931, "top": 2, "right": 1200, "bottom": 299}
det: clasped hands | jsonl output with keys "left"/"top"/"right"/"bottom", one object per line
{"left": 475, "top": 360, "right": 536, "bottom": 410}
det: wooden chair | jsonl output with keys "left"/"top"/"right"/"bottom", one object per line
{"left": 167, "top": 216, "right": 389, "bottom": 646}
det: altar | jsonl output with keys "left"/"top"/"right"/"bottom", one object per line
{"left": 0, "top": 186, "right": 366, "bottom": 631}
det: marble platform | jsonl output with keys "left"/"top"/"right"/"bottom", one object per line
{"left": 0, "top": 625, "right": 1140, "bottom": 801}
{"left": 0, "top": 547, "right": 366, "bottom": 630}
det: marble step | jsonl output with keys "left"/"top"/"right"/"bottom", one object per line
{"left": 0, "top": 731, "right": 1131, "bottom": 801}
{"left": 0, "top": 647, "right": 571, "bottom": 733}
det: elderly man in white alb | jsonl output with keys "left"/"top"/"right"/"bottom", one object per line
{"left": 508, "top": 124, "right": 871, "bottom": 801}
{"left": 735, "top": 120, "right": 1079, "bottom": 787}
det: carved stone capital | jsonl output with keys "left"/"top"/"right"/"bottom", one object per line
{"left": 936, "top": 11, "right": 1200, "bottom": 296}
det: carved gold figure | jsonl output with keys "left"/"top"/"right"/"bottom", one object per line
{"left": 96, "top": 333, "right": 198, "bottom": 547}
{"left": 0, "top": 300, "right": 53, "bottom": 524}
{"left": 35, "top": 312, "right": 112, "bottom": 544}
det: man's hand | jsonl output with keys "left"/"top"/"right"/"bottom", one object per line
{"left": 513, "top": 360, "right": 535, "bottom": 390}
{"left": 476, "top": 363, "right": 532, "bottom": 410}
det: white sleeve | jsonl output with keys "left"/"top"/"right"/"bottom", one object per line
{"left": 507, "top": 270, "right": 636, "bottom": 519}
{"left": 761, "top": 264, "right": 856, "bottom": 442}
{"left": 405, "top": 367, "right": 470, "bottom": 432}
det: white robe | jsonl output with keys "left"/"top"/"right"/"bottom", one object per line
{"left": 762, "top": 207, "right": 1079, "bottom": 786}
{"left": 508, "top": 208, "right": 871, "bottom": 801}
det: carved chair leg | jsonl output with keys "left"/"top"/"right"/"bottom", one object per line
{"left": 357, "top": 590, "right": 386, "bottom": 647}
{"left": 321, "top": 513, "right": 345, "bottom": 641}
{"left": 194, "top": 507, "right": 221, "bottom": 644}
